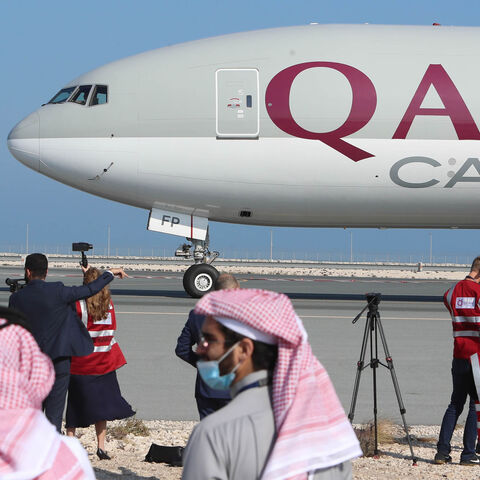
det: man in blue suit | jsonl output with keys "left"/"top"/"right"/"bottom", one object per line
{"left": 175, "top": 273, "right": 239, "bottom": 418}
{"left": 8, "top": 253, "right": 127, "bottom": 432}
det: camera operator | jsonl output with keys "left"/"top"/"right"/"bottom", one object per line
{"left": 8, "top": 253, "right": 128, "bottom": 432}
{"left": 434, "top": 256, "right": 480, "bottom": 466}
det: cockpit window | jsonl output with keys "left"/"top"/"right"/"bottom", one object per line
{"left": 48, "top": 87, "right": 76, "bottom": 104}
{"left": 90, "top": 85, "right": 108, "bottom": 106}
{"left": 69, "top": 85, "right": 92, "bottom": 105}
{"left": 47, "top": 84, "right": 107, "bottom": 107}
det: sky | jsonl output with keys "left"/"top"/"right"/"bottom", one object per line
{"left": 2, "top": 0, "right": 480, "bottom": 263}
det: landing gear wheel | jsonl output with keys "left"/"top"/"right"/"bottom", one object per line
{"left": 183, "top": 264, "right": 219, "bottom": 298}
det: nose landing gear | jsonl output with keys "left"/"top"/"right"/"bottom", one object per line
{"left": 183, "top": 263, "right": 219, "bottom": 298}
{"left": 175, "top": 232, "right": 220, "bottom": 298}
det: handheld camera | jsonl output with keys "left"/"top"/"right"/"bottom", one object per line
{"left": 72, "top": 242, "right": 93, "bottom": 268}
{"left": 5, "top": 277, "right": 26, "bottom": 293}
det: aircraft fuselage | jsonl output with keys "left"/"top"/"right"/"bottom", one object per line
{"left": 8, "top": 24, "right": 480, "bottom": 229}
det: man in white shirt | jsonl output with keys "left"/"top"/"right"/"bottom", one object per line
{"left": 182, "top": 288, "right": 361, "bottom": 480}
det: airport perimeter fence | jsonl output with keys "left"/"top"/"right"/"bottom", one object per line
{"left": 0, "top": 244, "right": 473, "bottom": 266}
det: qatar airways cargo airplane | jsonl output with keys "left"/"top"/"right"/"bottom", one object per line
{"left": 7, "top": 24, "right": 480, "bottom": 297}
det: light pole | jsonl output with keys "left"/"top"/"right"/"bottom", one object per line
{"left": 107, "top": 225, "right": 111, "bottom": 258}
{"left": 26, "top": 224, "right": 29, "bottom": 254}
{"left": 429, "top": 233, "right": 432, "bottom": 265}
{"left": 350, "top": 231, "right": 353, "bottom": 262}
{"left": 270, "top": 229, "right": 273, "bottom": 262}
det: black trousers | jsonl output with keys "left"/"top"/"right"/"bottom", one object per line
{"left": 43, "top": 356, "right": 71, "bottom": 432}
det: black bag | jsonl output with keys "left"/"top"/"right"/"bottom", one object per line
{"left": 144, "top": 443, "right": 184, "bottom": 466}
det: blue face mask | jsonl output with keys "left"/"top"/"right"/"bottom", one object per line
{"left": 197, "top": 342, "right": 240, "bottom": 391}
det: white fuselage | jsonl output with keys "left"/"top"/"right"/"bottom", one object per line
{"left": 8, "top": 24, "right": 480, "bottom": 230}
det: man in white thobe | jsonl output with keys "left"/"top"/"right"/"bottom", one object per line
{"left": 182, "top": 288, "right": 361, "bottom": 480}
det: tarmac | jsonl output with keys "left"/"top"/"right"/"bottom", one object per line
{"left": 0, "top": 266, "right": 456, "bottom": 426}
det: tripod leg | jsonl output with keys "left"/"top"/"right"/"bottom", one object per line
{"left": 348, "top": 314, "right": 371, "bottom": 423}
{"left": 372, "top": 315, "right": 379, "bottom": 457}
{"left": 376, "top": 315, "right": 417, "bottom": 465}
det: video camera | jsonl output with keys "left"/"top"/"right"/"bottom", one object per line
{"left": 366, "top": 292, "right": 381, "bottom": 306}
{"left": 72, "top": 242, "right": 93, "bottom": 268}
{"left": 5, "top": 277, "right": 26, "bottom": 293}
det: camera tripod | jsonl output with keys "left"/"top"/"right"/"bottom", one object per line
{"left": 348, "top": 293, "right": 417, "bottom": 464}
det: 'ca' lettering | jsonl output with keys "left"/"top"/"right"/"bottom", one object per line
{"left": 445, "top": 158, "right": 480, "bottom": 188}
{"left": 390, "top": 157, "right": 440, "bottom": 188}
{"left": 265, "top": 62, "right": 377, "bottom": 162}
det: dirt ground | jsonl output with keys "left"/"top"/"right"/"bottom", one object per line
{"left": 73, "top": 419, "right": 479, "bottom": 480}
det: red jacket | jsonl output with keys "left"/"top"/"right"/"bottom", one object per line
{"left": 70, "top": 299, "right": 126, "bottom": 375}
{"left": 444, "top": 278, "right": 480, "bottom": 359}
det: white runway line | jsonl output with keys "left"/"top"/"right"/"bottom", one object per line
{"left": 116, "top": 311, "right": 444, "bottom": 321}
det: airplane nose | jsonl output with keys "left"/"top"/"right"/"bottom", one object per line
{"left": 7, "top": 112, "right": 40, "bottom": 171}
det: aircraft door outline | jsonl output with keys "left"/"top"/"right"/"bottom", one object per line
{"left": 216, "top": 69, "right": 259, "bottom": 138}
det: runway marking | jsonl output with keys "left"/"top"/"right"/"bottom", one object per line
{"left": 301, "top": 315, "right": 444, "bottom": 321}
{"left": 116, "top": 311, "right": 445, "bottom": 321}
{"left": 8, "top": 272, "right": 439, "bottom": 284}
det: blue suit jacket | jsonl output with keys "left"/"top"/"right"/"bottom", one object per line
{"left": 175, "top": 310, "right": 230, "bottom": 400}
{"left": 8, "top": 271, "right": 114, "bottom": 360}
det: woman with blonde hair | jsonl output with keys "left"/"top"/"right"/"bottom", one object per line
{"left": 66, "top": 267, "right": 134, "bottom": 460}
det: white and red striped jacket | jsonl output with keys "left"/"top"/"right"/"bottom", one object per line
{"left": 444, "top": 278, "right": 480, "bottom": 359}
{"left": 70, "top": 300, "right": 126, "bottom": 375}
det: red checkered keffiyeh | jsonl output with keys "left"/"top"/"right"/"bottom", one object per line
{"left": 0, "top": 319, "right": 54, "bottom": 409}
{"left": 0, "top": 319, "right": 95, "bottom": 480}
{"left": 195, "top": 289, "right": 361, "bottom": 480}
